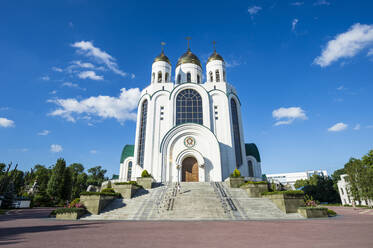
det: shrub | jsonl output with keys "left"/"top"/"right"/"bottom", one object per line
{"left": 141, "top": 170, "right": 152, "bottom": 178}
{"left": 327, "top": 209, "right": 337, "bottom": 217}
{"left": 80, "top": 191, "right": 121, "bottom": 197}
{"left": 114, "top": 181, "right": 142, "bottom": 187}
{"left": 68, "top": 198, "right": 84, "bottom": 209}
{"left": 243, "top": 181, "right": 267, "bottom": 185}
{"left": 304, "top": 195, "right": 317, "bottom": 207}
{"left": 262, "top": 190, "right": 304, "bottom": 196}
{"left": 230, "top": 169, "right": 242, "bottom": 178}
{"left": 101, "top": 188, "right": 115, "bottom": 194}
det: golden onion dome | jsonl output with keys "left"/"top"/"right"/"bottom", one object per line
{"left": 153, "top": 51, "right": 171, "bottom": 65}
{"left": 207, "top": 50, "right": 224, "bottom": 63}
{"left": 176, "top": 49, "right": 201, "bottom": 67}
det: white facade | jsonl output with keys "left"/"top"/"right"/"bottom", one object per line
{"left": 337, "top": 174, "right": 373, "bottom": 206}
{"left": 119, "top": 47, "right": 262, "bottom": 183}
{"left": 266, "top": 170, "right": 328, "bottom": 189}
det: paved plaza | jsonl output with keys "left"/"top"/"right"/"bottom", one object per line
{"left": 1, "top": 206, "right": 373, "bottom": 248}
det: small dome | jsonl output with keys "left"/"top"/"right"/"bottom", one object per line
{"left": 176, "top": 49, "right": 201, "bottom": 67}
{"left": 207, "top": 51, "right": 224, "bottom": 63}
{"left": 153, "top": 51, "right": 171, "bottom": 65}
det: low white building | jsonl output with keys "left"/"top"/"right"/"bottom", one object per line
{"left": 266, "top": 170, "right": 328, "bottom": 189}
{"left": 337, "top": 174, "right": 373, "bottom": 206}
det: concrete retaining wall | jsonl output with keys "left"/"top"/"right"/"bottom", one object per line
{"left": 297, "top": 207, "right": 328, "bottom": 218}
{"left": 263, "top": 194, "right": 304, "bottom": 213}
{"left": 80, "top": 195, "right": 115, "bottom": 215}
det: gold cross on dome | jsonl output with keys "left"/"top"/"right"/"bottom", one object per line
{"left": 212, "top": 41, "right": 216, "bottom": 52}
{"left": 186, "top": 37, "right": 191, "bottom": 50}
{"left": 161, "top": 42, "right": 166, "bottom": 52}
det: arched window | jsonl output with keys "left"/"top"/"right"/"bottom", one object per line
{"left": 127, "top": 161, "right": 133, "bottom": 181}
{"left": 223, "top": 70, "right": 226, "bottom": 82}
{"left": 165, "top": 72, "right": 169, "bottom": 82}
{"left": 231, "top": 99, "right": 242, "bottom": 167}
{"left": 197, "top": 74, "right": 200, "bottom": 84}
{"left": 216, "top": 70, "right": 220, "bottom": 82}
{"left": 176, "top": 89, "right": 203, "bottom": 125}
{"left": 209, "top": 71, "right": 213, "bottom": 82}
{"left": 157, "top": 71, "right": 162, "bottom": 83}
{"left": 137, "top": 100, "right": 148, "bottom": 167}
{"left": 177, "top": 74, "right": 181, "bottom": 84}
{"left": 186, "top": 72, "right": 191, "bottom": 83}
{"left": 248, "top": 160, "right": 254, "bottom": 177}
{"left": 152, "top": 73, "right": 155, "bottom": 83}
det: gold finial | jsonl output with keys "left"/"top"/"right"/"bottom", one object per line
{"left": 212, "top": 41, "right": 216, "bottom": 52}
{"left": 161, "top": 42, "right": 166, "bottom": 53}
{"left": 186, "top": 36, "right": 191, "bottom": 50}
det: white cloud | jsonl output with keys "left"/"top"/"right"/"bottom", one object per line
{"left": 38, "top": 130, "right": 51, "bottom": 136}
{"left": 328, "top": 122, "right": 348, "bottom": 132}
{"left": 62, "top": 82, "right": 79, "bottom": 88}
{"left": 41, "top": 76, "right": 50, "bottom": 81}
{"left": 0, "top": 117, "right": 15, "bottom": 128}
{"left": 226, "top": 60, "right": 241, "bottom": 68}
{"left": 90, "top": 150, "right": 97, "bottom": 154}
{"left": 50, "top": 90, "right": 57, "bottom": 95}
{"left": 48, "top": 88, "right": 141, "bottom": 123}
{"left": 337, "top": 85, "right": 345, "bottom": 90}
{"left": 366, "top": 125, "right": 373, "bottom": 129}
{"left": 50, "top": 144, "right": 63, "bottom": 153}
{"left": 78, "top": 71, "right": 103, "bottom": 80}
{"left": 248, "top": 6, "right": 262, "bottom": 16}
{"left": 72, "top": 41, "right": 127, "bottom": 77}
{"left": 73, "top": 60, "right": 95, "bottom": 69}
{"left": 291, "top": 2, "right": 304, "bottom": 6}
{"left": 131, "top": 73, "right": 136, "bottom": 79}
{"left": 368, "top": 49, "right": 373, "bottom": 56}
{"left": 292, "top": 19, "right": 299, "bottom": 31}
{"left": 272, "top": 107, "right": 308, "bottom": 126}
{"left": 314, "top": 0, "right": 330, "bottom": 6}
{"left": 353, "top": 124, "right": 360, "bottom": 130}
{"left": 314, "top": 23, "right": 373, "bottom": 67}
{"left": 52, "top": 66, "right": 63, "bottom": 72}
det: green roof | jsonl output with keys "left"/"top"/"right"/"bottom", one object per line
{"left": 245, "top": 143, "right": 261, "bottom": 162}
{"left": 120, "top": 145, "right": 134, "bottom": 163}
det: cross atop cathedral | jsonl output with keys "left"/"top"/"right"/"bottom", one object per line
{"left": 161, "top": 42, "right": 166, "bottom": 53}
{"left": 212, "top": 41, "right": 216, "bottom": 52}
{"left": 186, "top": 36, "right": 191, "bottom": 50}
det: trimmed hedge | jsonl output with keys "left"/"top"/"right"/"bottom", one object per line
{"left": 298, "top": 207, "right": 328, "bottom": 210}
{"left": 243, "top": 181, "right": 268, "bottom": 185}
{"left": 262, "top": 190, "right": 304, "bottom": 196}
{"left": 101, "top": 188, "right": 115, "bottom": 193}
{"left": 80, "top": 191, "right": 121, "bottom": 197}
{"left": 114, "top": 181, "right": 142, "bottom": 187}
{"left": 327, "top": 209, "right": 337, "bottom": 217}
{"left": 54, "top": 208, "right": 86, "bottom": 214}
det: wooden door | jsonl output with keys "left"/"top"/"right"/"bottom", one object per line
{"left": 182, "top": 157, "right": 199, "bottom": 182}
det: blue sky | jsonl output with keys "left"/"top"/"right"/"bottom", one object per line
{"left": 1, "top": 0, "right": 373, "bottom": 177}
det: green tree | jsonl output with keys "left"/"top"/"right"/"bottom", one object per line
{"left": 33, "top": 165, "right": 51, "bottom": 192}
{"left": 87, "top": 166, "right": 107, "bottom": 186}
{"left": 331, "top": 168, "right": 346, "bottom": 191}
{"left": 68, "top": 163, "right": 87, "bottom": 199}
{"left": 47, "top": 158, "right": 67, "bottom": 203}
{"left": 295, "top": 175, "right": 340, "bottom": 203}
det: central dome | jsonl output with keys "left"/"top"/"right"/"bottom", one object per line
{"left": 176, "top": 49, "right": 201, "bottom": 67}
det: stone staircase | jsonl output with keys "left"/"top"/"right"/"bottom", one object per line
{"left": 81, "top": 182, "right": 303, "bottom": 221}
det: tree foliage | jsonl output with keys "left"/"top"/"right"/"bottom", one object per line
{"left": 294, "top": 175, "right": 340, "bottom": 203}
{"left": 87, "top": 166, "right": 107, "bottom": 186}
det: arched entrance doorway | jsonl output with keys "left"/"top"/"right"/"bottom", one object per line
{"left": 182, "top": 157, "right": 199, "bottom": 182}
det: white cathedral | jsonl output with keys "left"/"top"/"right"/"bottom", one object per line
{"left": 119, "top": 44, "right": 262, "bottom": 183}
